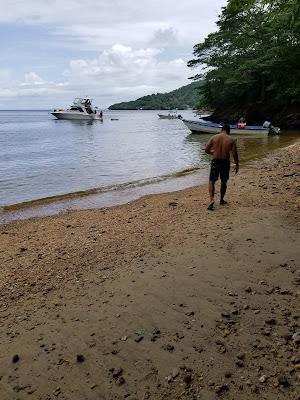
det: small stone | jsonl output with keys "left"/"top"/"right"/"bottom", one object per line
{"left": 116, "top": 376, "right": 125, "bottom": 385}
{"left": 165, "top": 344, "right": 175, "bottom": 352}
{"left": 185, "top": 311, "right": 195, "bottom": 316}
{"left": 182, "top": 373, "right": 193, "bottom": 384}
{"left": 262, "top": 328, "right": 272, "bottom": 336}
{"left": 112, "top": 367, "right": 123, "bottom": 378}
{"left": 76, "top": 354, "right": 85, "bottom": 362}
{"left": 278, "top": 375, "right": 289, "bottom": 387}
{"left": 265, "top": 318, "right": 276, "bottom": 325}
{"left": 259, "top": 375, "right": 267, "bottom": 383}
{"left": 171, "top": 368, "right": 180, "bottom": 379}
{"left": 53, "top": 387, "right": 61, "bottom": 396}
{"left": 12, "top": 354, "right": 19, "bottom": 363}
{"left": 292, "top": 332, "right": 300, "bottom": 345}
{"left": 236, "top": 360, "right": 244, "bottom": 368}
{"left": 215, "top": 384, "right": 229, "bottom": 394}
{"left": 134, "top": 335, "right": 144, "bottom": 343}
{"left": 237, "top": 353, "right": 245, "bottom": 360}
{"left": 224, "top": 371, "right": 232, "bottom": 378}
{"left": 221, "top": 311, "right": 230, "bottom": 318}
{"left": 245, "top": 287, "right": 252, "bottom": 293}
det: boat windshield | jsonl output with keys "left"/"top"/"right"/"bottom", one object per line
{"left": 70, "top": 106, "right": 84, "bottom": 112}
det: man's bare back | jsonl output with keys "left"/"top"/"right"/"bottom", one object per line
{"left": 205, "top": 132, "right": 236, "bottom": 160}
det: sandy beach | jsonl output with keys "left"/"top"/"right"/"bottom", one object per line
{"left": 0, "top": 141, "right": 299, "bottom": 400}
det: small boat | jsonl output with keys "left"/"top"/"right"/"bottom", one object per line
{"left": 158, "top": 111, "right": 182, "bottom": 120}
{"left": 182, "top": 119, "right": 279, "bottom": 135}
{"left": 51, "top": 98, "right": 103, "bottom": 120}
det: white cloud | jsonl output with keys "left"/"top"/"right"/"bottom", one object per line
{"left": 65, "top": 44, "right": 189, "bottom": 98}
{"left": 0, "top": 0, "right": 226, "bottom": 48}
{"left": 0, "top": 0, "right": 227, "bottom": 107}
{"left": 0, "top": 43, "right": 191, "bottom": 107}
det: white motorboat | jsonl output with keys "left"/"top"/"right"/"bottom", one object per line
{"left": 51, "top": 98, "right": 103, "bottom": 120}
{"left": 182, "top": 119, "right": 280, "bottom": 136}
{"left": 158, "top": 111, "right": 182, "bottom": 120}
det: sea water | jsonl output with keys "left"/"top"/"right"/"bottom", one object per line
{"left": 0, "top": 110, "right": 299, "bottom": 222}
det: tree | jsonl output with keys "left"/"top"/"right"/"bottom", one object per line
{"left": 188, "top": 0, "right": 300, "bottom": 125}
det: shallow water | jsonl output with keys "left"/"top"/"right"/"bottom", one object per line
{"left": 0, "top": 110, "right": 299, "bottom": 223}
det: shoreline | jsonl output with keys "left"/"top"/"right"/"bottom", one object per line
{"left": 1, "top": 132, "right": 299, "bottom": 224}
{"left": 0, "top": 140, "right": 299, "bottom": 399}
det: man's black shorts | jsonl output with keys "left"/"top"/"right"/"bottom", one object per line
{"left": 209, "top": 159, "right": 230, "bottom": 183}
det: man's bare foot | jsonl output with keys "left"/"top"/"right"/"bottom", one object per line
{"left": 220, "top": 199, "right": 228, "bottom": 205}
{"left": 207, "top": 202, "right": 215, "bottom": 211}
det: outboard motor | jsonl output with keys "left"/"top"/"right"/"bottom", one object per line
{"left": 263, "top": 121, "right": 280, "bottom": 136}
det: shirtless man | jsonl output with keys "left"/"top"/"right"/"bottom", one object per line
{"left": 205, "top": 124, "right": 239, "bottom": 210}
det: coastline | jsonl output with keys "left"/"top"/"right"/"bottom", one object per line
{"left": 0, "top": 140, "right": 299, "bottom": 399}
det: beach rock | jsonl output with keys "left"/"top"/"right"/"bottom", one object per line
{"left": 221, "top": 311, "right": 230, "bottom": 318}
{"left": 265, "top": 318, "right": 277, "bottom": 325}
{"left": 134, "top": 335, "right": 144, "bottom": 343}
{"left": 215, "top": 383, "right": 229, "bottom": 394}
{"left": 277, "top": 375, "right": 290, "bottom": 387}
{"left": 76, "top": 354, "right": 85, "bottom": 362}
{"left": 236, "top": 360, "right": 244, "bottom": 368}
{"left": 259, "top": 375, "right": 268, "bottom": 383}
{"left": 182, "top": 372, "right": 193, "bottom": 384}
{"left": 112, "top": 367, "right": 123, "bottom": 378}
{"left": 116, "top": 376, "right": 125, "bottom": 385}
{"left": 12, "top": 354, "right": 19, "bottom": 363}
{"left": 292, "top": 332, "right": 300, "bottom": 345}
{"left": 293, "top": 270, "right": 300, "bottom": 285}
{"left": 172, "top": 367, "right": 180, "bottom": 379}
{"left": 164, "top": 344, "right": 175, "bottom": 352}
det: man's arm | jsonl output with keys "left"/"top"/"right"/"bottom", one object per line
{"left": 232, "top": 140, "right": 239, "bottom": 173}
{"left": 205, "top": 137, "right": 214, "bottom": 155}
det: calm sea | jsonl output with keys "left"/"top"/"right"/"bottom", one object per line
{"left": 0, "top": 110, "right": 299, "bottom": 222}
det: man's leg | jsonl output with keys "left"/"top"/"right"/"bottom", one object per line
{"left": 220, "top": 181, "right": 227, "bottom": 205}
{"left": 208, "top": 180, "right": 215, "bottom": 210}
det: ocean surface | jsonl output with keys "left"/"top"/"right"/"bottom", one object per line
{"left": 0, "top": 110, "right": 299, "bottom": 223}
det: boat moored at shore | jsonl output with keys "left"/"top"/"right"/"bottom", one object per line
{"left": 158, "top": 111, "right": 182, "bottom": 120}
{"left": 182, "top": 119, "right": 280, "bottom": 136}
{"left": 51, "top": 98, "right": 103, "bottom": 120}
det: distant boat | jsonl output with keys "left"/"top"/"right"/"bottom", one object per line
{"left": 158, "top": 111, "right": 182, "bottom": 120}
{"left": 51, "top": 98, "right": 103, "bottom": 120}
{"left": 182, "top": 119, "right": 280, "bottom": 135}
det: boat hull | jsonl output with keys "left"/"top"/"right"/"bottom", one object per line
{"left": 182, "top": 119, "right": 269, "bottom": 136}
{"left": 51, "top": 111, "right": 102, "bottom": 120}
{"left": 158, "top": 114, "right": 179, "bottom": 119}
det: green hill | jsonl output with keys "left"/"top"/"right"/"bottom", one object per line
{"left": 108, "top": 82, "right": 202, "bottom": 110}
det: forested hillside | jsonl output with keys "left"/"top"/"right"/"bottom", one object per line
{"left": 109, "top": 82, "right": 201, "bottom": 110}
{"left": 188, "top": 0, "right": 300, "bottom": 127}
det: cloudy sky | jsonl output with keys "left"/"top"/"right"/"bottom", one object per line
{"left": 0, "top": 0, "right": 226, "bottom": 109}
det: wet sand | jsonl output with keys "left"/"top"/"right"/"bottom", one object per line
{"left": 0, "top": 141, "right": 299, "bottom": 399}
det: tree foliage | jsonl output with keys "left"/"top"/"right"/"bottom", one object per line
{"left": 109, "top": 82, "right": 202, "bottom": 110}
{"left": 188, "top": 0, "right": 300, "bottom": 124}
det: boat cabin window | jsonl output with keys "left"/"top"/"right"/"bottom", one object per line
{"left": 70, "top": 106, "right": 84, "bottom": 112}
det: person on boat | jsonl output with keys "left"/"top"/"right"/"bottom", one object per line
{"left": 237, "top": 116, "right": 246, "bottom": 129}
{"left": 205, "top": 124, "right": 239, "bottom": 211}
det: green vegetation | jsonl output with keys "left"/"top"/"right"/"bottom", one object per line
{"left": 188, "top": 0, "right": 300, "bottom": 127}
{"left": 109, "top": 82, "right": 202, "bottom": 110}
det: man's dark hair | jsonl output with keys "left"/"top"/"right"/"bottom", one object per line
{"left": 222, "top": 124, "right": 231, "bottom": 134}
